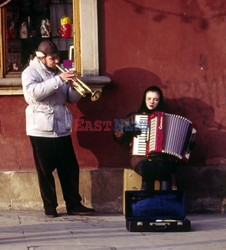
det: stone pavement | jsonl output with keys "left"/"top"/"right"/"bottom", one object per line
{"left": 0, "top": 210, "right": 226, "bottom": 250}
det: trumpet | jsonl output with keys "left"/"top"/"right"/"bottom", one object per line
{"left": 56, "top": 65, "right": 101, "bottom": 101}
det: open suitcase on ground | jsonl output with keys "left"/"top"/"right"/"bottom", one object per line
{"left": 125, "top": 190, "right": 191, "bottom": 232}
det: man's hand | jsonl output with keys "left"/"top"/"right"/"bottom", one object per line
{"left": 59, "top": 71, "right": 76, "bottom": 82}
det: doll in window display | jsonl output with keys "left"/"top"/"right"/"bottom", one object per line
{"left": 12, "top": 62, "right": 19, "bottom": 71}
{"left": 59, "top": 16, "right": 72, "bottom": 38}
{"left": 8, "top": 61, "right": 19, "bottom": 72}
{"left": 20, "top": 22, "right": 28, "bottom": 39}
{"left": 8, "top": 20, "right": 17, "bottom": 39}
{"left": 40, "top": 19, "right": 51, "bottom": 38}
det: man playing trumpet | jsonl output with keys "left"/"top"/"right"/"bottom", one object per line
{"left": 22, "top": 40, "right": 95, "bottom": 217}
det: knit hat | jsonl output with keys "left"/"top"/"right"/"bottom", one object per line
{"left": 36, "top": 40, "right": 59, "bottom": 57}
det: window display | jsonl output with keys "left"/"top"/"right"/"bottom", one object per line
{"left": 6, "top": 0, "right": 73, "bottom": 74}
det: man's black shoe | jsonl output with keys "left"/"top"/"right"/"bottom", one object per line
{"left": 45, "top": 209, "right": 58, "bottom": 218}
{"left": 67, "top": 204, "right": 95, "bottom": 215}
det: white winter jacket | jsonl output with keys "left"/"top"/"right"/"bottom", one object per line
{"left": 22, "top": 57, "right": 81, "bottom": 137}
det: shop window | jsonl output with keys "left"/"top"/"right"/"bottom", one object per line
{"left": 0, "top": 0, "right": 109, "bottom": 95}
{"left": 4, "top": 0, "right": 74, "bottom": 76}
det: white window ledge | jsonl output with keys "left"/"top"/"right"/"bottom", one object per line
{"left": 0, "top": 76, "right": 111, "bottom": 95}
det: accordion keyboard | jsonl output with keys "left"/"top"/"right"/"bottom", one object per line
{"left": 132, "top": 115, "right": 149, "bottom": 156}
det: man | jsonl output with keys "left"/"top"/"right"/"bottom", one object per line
{"left": 22, "top": 40, "right": 95, "bottom": 217}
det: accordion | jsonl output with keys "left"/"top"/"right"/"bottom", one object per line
{"left": 132, "top": 112, "right": 196, "bottom": 160}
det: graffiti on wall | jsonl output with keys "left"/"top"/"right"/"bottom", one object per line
{"left": 164, "top": 74, "right": 226, "bottom": 131}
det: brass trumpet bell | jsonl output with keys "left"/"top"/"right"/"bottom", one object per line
{"left": 56, "top": 65, "right": 101, "bottom": 101}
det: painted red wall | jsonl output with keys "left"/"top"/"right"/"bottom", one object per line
{"left": 1, "top": 0, "right": 226, "bottom": 170}
{"left": 0, "top": 96, "right": 33, "bottom": 170}
{"left": 98, "top": 0, "right": 226, "bottom": 167}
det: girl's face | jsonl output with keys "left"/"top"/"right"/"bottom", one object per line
{"left": 145, "top": 91, "right": 160, "bottom": 110}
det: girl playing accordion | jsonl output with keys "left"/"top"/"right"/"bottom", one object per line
{"left": 114, "top": 86, "right": 178, "bottom": 191}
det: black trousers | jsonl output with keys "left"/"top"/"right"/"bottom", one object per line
{"left": 30, "top": 135, "right": 82, "bottom": 211}
{"left": 135, "top": 158, "right": 177, "bottom": 190}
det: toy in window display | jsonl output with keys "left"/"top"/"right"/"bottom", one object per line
{"left": 59, "top": 16, "right": 72, "bottom": 38}
{"left": 20, "top": 22, "right": 28, "bottom": 39}
{"left": 8, "top": 61, "right": 19, "bottom": 72}
{"left": 12, "top": 62, "right": 19, "bottom": 71}
{"left": 40, "top": 19, "right": 51, "bottom": 38}
{"left": 8, "top": 20, "right": 17, "bottom": 38}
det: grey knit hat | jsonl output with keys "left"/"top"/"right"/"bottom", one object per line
{"left": 36, "top": 40, "right": 59, "bottom": 57}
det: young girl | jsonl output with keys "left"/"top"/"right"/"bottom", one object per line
{"left": 114, "top": 86, "right": 177, "bottom": 191}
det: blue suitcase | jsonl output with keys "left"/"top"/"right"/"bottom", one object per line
{"left": 125, "top": 190, "right": 191, "bottom": 232}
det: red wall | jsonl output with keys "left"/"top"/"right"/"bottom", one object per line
{"left": 1, "top": 0, "right": 226, "bottom": 170}
{"left": 0, "top": 96, "right": 33, "bottom": 170}
{"left": 98, "top": 0, "right": 226, "bottom": 166}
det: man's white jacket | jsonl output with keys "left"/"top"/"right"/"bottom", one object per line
{"left": 22, "top": 57, "right": 81, "bottom": 137}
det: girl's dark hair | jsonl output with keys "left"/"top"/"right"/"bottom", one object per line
{"left": 138, "top": 86, "right": 164, "bottom": 113}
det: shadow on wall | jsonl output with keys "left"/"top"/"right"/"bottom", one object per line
{"left": 166, "top": 97, "right": 226, "bottom": 165}
{"left": 71, "top": 67, "right": 226, "bottom": 209}
{"left": 73, "top": 67, "right": 226, "bottom": 169}
{"left": 73, "top": 67, "right": 165, "bottom": 170}
{"left": 74, "top": 67, "right": 165, "bottom": 209}
{"left": 124, "top": 0, "right": 226, "bottom": 30}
